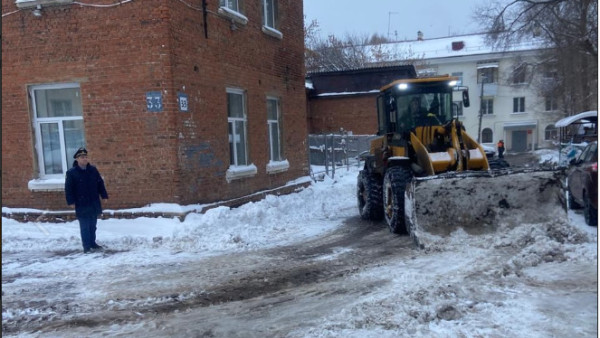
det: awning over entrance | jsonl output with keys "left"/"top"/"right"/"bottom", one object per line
{"left": 476, "top": 62, "right": 499, "bottom": 69}
{"left": 503, "top": 121, "right": 537, "bottom": 130}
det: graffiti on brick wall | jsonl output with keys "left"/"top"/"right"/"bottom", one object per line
{"left": 182, "top": 142, "right": 224, "bottom": 171}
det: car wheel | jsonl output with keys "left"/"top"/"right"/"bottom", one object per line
{"left": 568, "top": 190, "right": 582, "bottom": 209}
{"left": 584, "top": 193, "right": 598, "bottom": 226}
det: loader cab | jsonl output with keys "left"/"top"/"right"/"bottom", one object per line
{"left": 377, "top": 76, "right": 469, "bottom": 136}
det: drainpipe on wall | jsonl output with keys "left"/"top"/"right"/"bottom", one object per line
{"left": 202, "top": 0, "right": 208, "bottom": 38}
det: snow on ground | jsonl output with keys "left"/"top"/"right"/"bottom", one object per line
{"left": 2, "top": 150, "right": 597, "bottom": 337}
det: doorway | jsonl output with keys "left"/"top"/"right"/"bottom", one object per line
{"left": 512, "top": 130, "right": 528, "bottom": 152}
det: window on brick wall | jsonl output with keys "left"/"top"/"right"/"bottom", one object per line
{"left": 220, "top": 0, "right": 242, "bottom": 12}
{"left": 262, "top": 0, "right": 282, "bottom": 38}
{"left": 266, "top": 96, "right": 289, "bottom": 173}
{"left": 267, "top": 97, "right": 282, "bottom": 161}
{"left": 227, "top": 88, "right": 248, "bottom": 166}
{"left": 263, "top": 0, "right": 277, "bottom": 29}
{"left": 218, "top": 0, "right": 248, "bottom": 25}
{"left": 31, "top": 83, "right": 86, "bottom": 178}
{"left": 513, "top": 97, "right": 525, "bottom": 113}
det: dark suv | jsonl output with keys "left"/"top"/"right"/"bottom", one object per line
{"left": 567, "top": 141, "right": 598, "bottom": 226}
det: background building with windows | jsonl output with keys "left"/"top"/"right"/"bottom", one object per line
{"left": 2, "top": 0, "right": 307, "bottom": 210}
{"left": 306, "top": 33, "right": 566, "bottom": 153}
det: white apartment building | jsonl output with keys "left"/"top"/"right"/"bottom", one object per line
{"left": 383, "top": 33, "right": 563, "bottom": 152}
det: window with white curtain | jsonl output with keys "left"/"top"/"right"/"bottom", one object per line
{"left": 31, "top": 83, "right": 85, "bottom": 177}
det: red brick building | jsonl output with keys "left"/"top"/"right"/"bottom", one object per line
{"left": 306, "top": 66, "right": 416, "bottom": 135}
{"left": 2, "top": 0, "right": 307, "bottom": 210}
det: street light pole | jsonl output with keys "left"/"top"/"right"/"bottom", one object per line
{"left": 477, "top": 74, "right": 485, "bottom": 143}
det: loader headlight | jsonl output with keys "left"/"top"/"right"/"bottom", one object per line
{"left": 448, "top": 80, "right": 457, "bottom": 87}
{"left": 397, "top": 83, "right": 408, "bottom": 90}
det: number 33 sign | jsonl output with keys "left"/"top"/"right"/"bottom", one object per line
{"left": 146, "top": 91, "right": 163, "bottom": 112}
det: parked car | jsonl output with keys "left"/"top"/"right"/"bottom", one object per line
{"left": 567, "top": 141, "right": 598, "bottom": 226}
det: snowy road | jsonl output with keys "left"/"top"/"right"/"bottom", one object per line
{"left": 3, "top": 217, "right": 417, "bottom": 336}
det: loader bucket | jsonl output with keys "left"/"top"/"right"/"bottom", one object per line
{"left": 405, "top": 169, "right": 567, "bottom": 248}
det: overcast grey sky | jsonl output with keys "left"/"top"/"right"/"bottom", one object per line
{"left": 303, "top": 0, "right": 494, "bottom": 41}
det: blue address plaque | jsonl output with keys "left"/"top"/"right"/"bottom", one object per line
{"left": 178, "top": 92, "right": 189, "bottom": 112}
{"left": 146, "top": 91, "right": 163, "bottom": 112}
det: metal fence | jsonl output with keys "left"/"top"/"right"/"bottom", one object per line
{"left": 308, "top": 133, "right": 376, "bottom": 180}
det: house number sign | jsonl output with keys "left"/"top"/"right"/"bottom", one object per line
{"left": 178, "top": 92, "right": 189, "bottom": 112}
{"left": 146, "top": 91, "right": 163, "bottom": 112}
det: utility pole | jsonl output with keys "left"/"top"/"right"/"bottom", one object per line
{"left": 477, "top": 73, "right": 485, "bottom": 143}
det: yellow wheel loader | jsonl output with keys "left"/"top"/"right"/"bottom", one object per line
{"left": 357, "top": 74, "right": 566, "bottom": 247}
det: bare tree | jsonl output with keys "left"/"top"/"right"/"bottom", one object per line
{"left": 475, "top": 0, "right": 598, "bottom": 115}
{"left": 304, "top": 19, "right": 426, "bottom": 73}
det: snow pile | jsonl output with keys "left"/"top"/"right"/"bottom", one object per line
{"left": 2, "top": 168, "right": 360, "bottom": 257}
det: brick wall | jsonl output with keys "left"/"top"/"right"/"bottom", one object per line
{"left": 1, "top": 0, "right": 307, "bottom": 209}
{"left": 308, "top": 95, "right": 379, "bottom": 135}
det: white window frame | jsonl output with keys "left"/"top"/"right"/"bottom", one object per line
{"left": 545, "top": 124, "right": 558, "bottom": 141}
{"left": 29, "top": 83, "right": 85, "bottom": 190}
{"left": 481, "top": 128, "right": 493, "bottom": 143}
{"left": 481, "top": 97, "right": 494, "bottom": 115}
{"left": 545, "top": 96, "right": 558, "bottom": 111}
{"left": 512, "top": 64, "right": 527, "bottom": 84}
{"left": 513, "top": 97, "right": 526, "bottom": 113}
{"left": 226, "top": 88, "right": 256, "bottom": 182}
{"left": 477, "top": 66, "right": 498, "bottom": 84}
{"left": 218, "top": 0, "right": 248, "bottom": 25}
{"left": 262, "top": 0, "right": 282, "bottom": 39}
{"left": 451, "top": 72, "right": 463, "bottom": 86}
{"left": 266, "top": 96, "right": 289, "bottom": 174}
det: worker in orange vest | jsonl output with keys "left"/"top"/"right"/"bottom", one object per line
{"left": 497, "top": 140, "right": 505, "bottom": 158}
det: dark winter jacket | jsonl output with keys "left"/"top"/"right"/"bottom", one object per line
{"left": 65, "top": 162, "right": 108, "bottom": 217}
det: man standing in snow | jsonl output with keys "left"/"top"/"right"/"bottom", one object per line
{"left": 65, "top": 147, "right": 109, "bottom": 254}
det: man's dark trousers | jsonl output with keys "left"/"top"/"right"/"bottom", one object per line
{"left": 78, "top": 215, "right": 98, "bottom": 252}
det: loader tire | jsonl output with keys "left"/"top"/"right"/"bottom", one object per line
{"left": 357, "top": 171, "right": 384, "bottom": 221}
{"left": 383, "top": 166, "right": 413, "bottom": 234}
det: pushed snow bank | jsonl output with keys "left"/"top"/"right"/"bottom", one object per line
{"left": 407, "top": 170, "right": 567, "bottom": 248}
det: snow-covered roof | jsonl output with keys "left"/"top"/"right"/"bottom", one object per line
{"left": 372, "top": 33, "right": 546, "bottom": 60}
{"left": 555, "top": 110, "right": 598, "bottom": 128}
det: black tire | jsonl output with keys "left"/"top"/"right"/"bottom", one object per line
{"left": 584, "top": 193, "right": 598, "bottom": 226}
{"left": 383, "top": 166, "right": 413, "bottom": 234}
{"left": 357, "top": 171, "right": 384, "bottom": 221}
{"left": 568, "top": 190, "right": 582, "bottom": 209}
